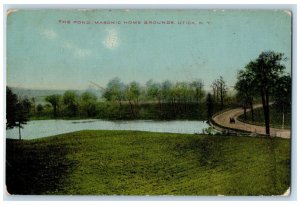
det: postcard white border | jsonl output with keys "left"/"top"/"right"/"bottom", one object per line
{"left": 1, "top": 1, "right": 299, "bottom": 205}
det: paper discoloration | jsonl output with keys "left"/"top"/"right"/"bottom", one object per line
{"left": 6, "top": 9, "right": 18, "bottom": 16}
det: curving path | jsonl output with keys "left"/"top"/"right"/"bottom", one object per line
{"left": 212, "top": 104, "right": 291, "bottom": 138}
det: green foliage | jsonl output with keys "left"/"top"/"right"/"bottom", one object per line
{"left": 103, "top": 77, "right": 125, "bottom": 104}
{"left": 145, "top": 80, "right": 161, "bottom": 102}
{"left": 63, "top": 91, "right": 79, "bottom": 117}
{"left": 235, "top": 70, "right": 256, "bottom": 106}
{"left": 246, "top": 51, "right": 286, "bottom": 93}
{"left": 235, "top": 51, "right": 289, "bottom": 135}
{"left": 6, "top": 87, "right": 31, "bottom": 139}
{"left": 238, "top": 105, "right": 291, "bottom": 129}
{"left": 191, "top": 79, "right": 205, "bottom": 103}
{"left": 273, "top": 75, "right": 291, "bottom": 108}
{"left": 6, "top": 131, "right": 290, "bottom": 195}
{"left": 31, "top": 77, "right": 229, "bottom": 120}
{"left": 6, "top": 87, "right": 18, "bottom": 129}
{"left": 161, "top": 80, "right": 172, "bottom": 101}
{"left": 36, "top": 104, "right": 44, "bottom": 113}
{"left": 80, "top": 91, "right": 98, "bottom": 117}
{"left": 45, "top": 95, "right": 61, "bottom": 118}
{"left": 125, "top": 81, "right": 141, "bottom": 103}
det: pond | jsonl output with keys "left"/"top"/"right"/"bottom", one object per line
{"left": 6, "top": 119, "right": 211, "bottom": 140}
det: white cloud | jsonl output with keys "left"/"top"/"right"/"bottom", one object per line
{"left": 40, "top": 29, "right": 57, "bottom": 40}
{"left": 62, "top": 40, "right": 92, "bottom": 58}
{"left": 102, "top": 29, "right": 120, "bottom": 49}
{"left": 74, "top": 48, "right": 92, "bottom": 57}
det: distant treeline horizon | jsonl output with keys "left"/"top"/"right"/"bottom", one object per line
{"left": 7, "top": 76, "right": 234, "bottom": 121}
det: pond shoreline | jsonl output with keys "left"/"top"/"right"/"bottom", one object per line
{"left": 6, "top": 119, "right": 211, "bottom": 140}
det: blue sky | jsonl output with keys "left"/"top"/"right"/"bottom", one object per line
{"left": 7, "top": 9, "right": 291, "bottom": 91}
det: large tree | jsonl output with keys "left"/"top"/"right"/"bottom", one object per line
{"left": 242, "top": 51, "right": 287, "bottom": 135}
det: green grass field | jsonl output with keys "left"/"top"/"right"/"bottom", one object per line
{"left": 6, "top": 130, "right": 290, "bottom": 195}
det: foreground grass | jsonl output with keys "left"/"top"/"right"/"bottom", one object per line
{"left": 6, "top": 130, "right": 290, "bottom": 195}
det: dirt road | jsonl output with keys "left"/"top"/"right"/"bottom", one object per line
{"left": 212, "top": 105, "right": 291, "bottom": 138}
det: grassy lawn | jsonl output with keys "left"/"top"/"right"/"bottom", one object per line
{"left": 6, "top": 130, "right": 290, "bottom": 195}
{"left": 237, "top": 105, "right": 291, "bottom": 129}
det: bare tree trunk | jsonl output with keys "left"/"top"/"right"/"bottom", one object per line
{"left": 128, "top": 100, "right": 135, "bottom": 117}
{"left": 250, "top": 99, "right": 254, "bottom": 121}
{"left": 265, "top": 91, "right": 270, "bottom": 135}
{"left": 261, "top": 90, "right": 270, "bottom": 136}
{"left": 158, "top": 98, "right": 162, "bottom": 113}
{"left": 53, "top": 106, "right": 57, "bottom": 118}
{"left": 213, "top": 88, "right": 216, "bottom": 101}
{"left": 220, "top": 92, "right": 224, "bottom": 109}
{"left": 18, "top": 121, "right": 21, "bottom": 140}
{"left": 243, "top": 105, "right": 247, "bottom": 120}
{"left": 282, "top": 104, "right": 285, "bottom": 129}
{"left": 196, "top": 88, "right": 199, "bottom": 103}
{"left": 118, "top": 99, "right": 122, "bottom": 108}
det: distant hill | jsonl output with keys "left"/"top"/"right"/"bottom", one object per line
{"left": 8, "top": 87, "right": 103, "bottom": 104}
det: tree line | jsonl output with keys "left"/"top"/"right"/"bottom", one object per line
{"left": 7, "top": 76, "right": 234, "bottom": 139}
{"left": 102, "top": 78, "right": 207, "bottom": 117}
{"left": 38, "top": 78, "right": 229, "bottom": 120}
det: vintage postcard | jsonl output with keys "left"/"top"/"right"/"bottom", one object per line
{"left": 6, "top": 9, "right": 291, "bottom": 196}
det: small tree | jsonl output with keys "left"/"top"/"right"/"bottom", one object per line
{"left": 45, "top": 95, "right": 61, "bottom": 118}
{"left": 191, "top": 79, "right": 204, "bottom": 103}
{"left": 15, "top": 100, "right": 30, "bottom": 140}
{"left": 36, "top": 104, "right": 44, "bottom": 116}
{"left": 273, "top": 75, "right": 291, "bottom": 129}
{"left": 124, "top": 81, "right": 141, "bottom": 117}
{"left": 211, "top": 76, "right": 227, "bottom": 110}
{"left": 161, "top": 80, "right": 172, "bottom": 103}
{"left": 6, "top": 87, "right": 18, "bottom": 129}
{"left": 146, "top": 80, "right": 162, "bottom": 111}
{"left": 63, "top": 91, "right": 79, "bottom": 117}
{"left": 217, "top": 76, "right": 227, "bottom": 109}
{"left": 6, "top": 87, "right": 30, "bottom": 140}
{"left": 31, "top": 97, "right": 36, "bottom": 115}
{"left": 206, "top": 93, "right": 214, "bottom": 119}
{"left": 81, "top": 91, "right": 98, "bottom": 117}
{"left": 103, "top": 77, "right": 125, "bottom": 108}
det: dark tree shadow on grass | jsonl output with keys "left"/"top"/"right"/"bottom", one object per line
{"left": 6, "top": 139, "right": 76, "bottom": 195}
